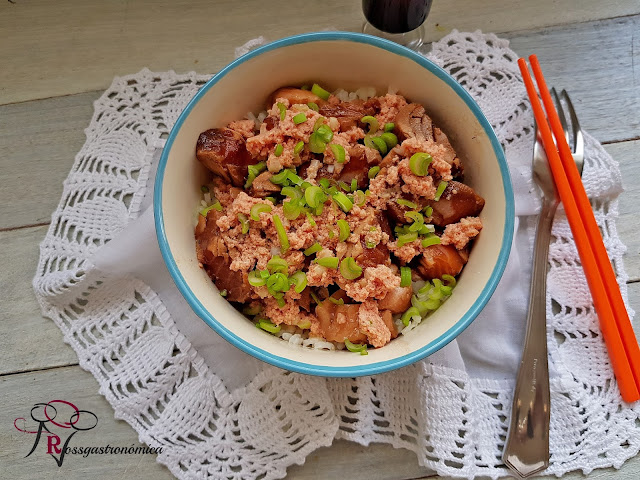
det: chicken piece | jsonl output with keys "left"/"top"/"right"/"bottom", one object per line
{"left": 315, "top": 293, "right": 366, "bottom": 344}
{"left": 319, "top": 100, "right": 375, "bottom": 131}
{"left": 416, "top": 244, "right": 466, "bottom": 280}
{"left": 378, "top": 286, "right": 412, "bottom": 314}
{"left": 426, "top": 181, "right": 485, "bottom": 227}
{"left": 395, "top": 103, "right": 434, "bottom": 142}
{"left": 355, "top": 213, "right": 392, "bottom": 268}
{"left": 267, "top": 87, "right": 325, "bottom": 108}
{"left": 194, "top": 210, "right": 251, "bottom": 302}
{"left": 381, "top": 310, "right": 398, "bottom": 339}
{"left": 196, "top": 128, "right": 253, "bottom": 187}
{"left": 335, "top": 148, "right": 371, "bottom": 190}
{"left": 250, "top": 171, "right": 280, "bottom": 197}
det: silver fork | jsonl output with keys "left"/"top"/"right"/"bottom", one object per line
{"left": 503, "top": 89, "right": 584, "bottom": 478}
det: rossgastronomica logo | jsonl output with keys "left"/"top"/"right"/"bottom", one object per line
{"left": 13, "top": 399, "right": 162, "bottom": 467}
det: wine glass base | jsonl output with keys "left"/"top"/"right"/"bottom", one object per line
{"left": 361, "top": 21, "right": 425, "bottom": 50}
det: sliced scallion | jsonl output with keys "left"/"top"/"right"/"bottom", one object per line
{"left": 384, "top": 122, "right": 395, "bottom": 132}
{"left": 401, "top": 306, "right": 421, "bottom": 327}
{"left": 329, "top": 143, "right": 345, "bottom": 163}
{"left": 337, "top": 219, "right": 350, "bottom": 242}
{"left": 400, "top": 266, "right": 412, "bottom": 287}
{"left": 267, "top": 255, "right": 288, "bottom": 274}
{"left": 304, "top": 242, "right": 322, "bottom": 256}
{"left": 405, "top": 211, "right": 425, "bottom": 232}
{"left": 339, "top": 257, "right": 362, "bottom": 280}
{"left": 309, "top": 132, "right": 327, "bottom": 154}
{"left": 294, "top": 140, "right": 304, "bottom": 155}
{"left": 199, "top": 202, "right": 222, "bottom": 216}
{"left": 368, "top": 166, "right": 381, "bottom": 179}
{"left": 434, "top": 181, "right": 448, "bottom": 201}
{"left": 289, "top": 271, "right": 308, "bottom": 294}
{"left": 220, "top": 289, "right": 227, "bottom": 297}
{"left": 360, "top": 115, "right": 379, "bottom": 134}
{"left": 250, "top": 203, "right": 272, "bottom": 221}
{"left": 328, "top": 296, "right": 345, "bottom": 305}
{"left": 283, "top": 199, "right": 302, "bottom": 220}
{"left": 371, "top": 136, "right": 388, "bottom": 155}
{"left": 266, "top": 272, "right": 289, "bottom": 293}
{"left": 380, "top": 132, "right": 398, "bottom": 149}
{"left": 396, "top": 198, "right": 418, "bottom": 209}
{"left": 286, "top": 169, "right": 303, "bottom": 186}
{"left": 307, "top": 102, "right": 319, "bottom": 112}
{"left": 248, "top": 270, "right": 266, "bottom": 287}
{"left": 350, "top": 178, "right": 358, "bottom": 192}
{"left": 409, "top": 152, "right": 433, "bottom": 176}
{"left": 277, "top": 102, "right": 286, "bottom": 121}
{"left": 305, "top": 185, "right": 327, "bottom": 208}
{"left": 270, "top": 169, "right": 290, "bottom": 185}
{"left": 397, "top": 231, "right": 418, "bottom": 247}
{"left": 293, "top": 113, "right": 307, "bottom": 125}
{"left": 353, "top": 190, "right": 366, "bottom": 206}
{"left": 423, "top": 205, "right": 433, "bottom": 217}
{"left": 418, "top": 224, "right": 436, "bottom": 235}
{"left": 316, "top": 256, "right": 339, "bottom": 269}
{"left": 305, "top": 212, "right": 316, "bottom": 227}
{"left": 316, "top": 124, "right": 334, "bottom": 143}
{"left": 273, "top": 214, "right": 289, "bottom": 253}
{"left": 421, "top": 234, "right": 441, "bottom": 248}
{"left": 442, "top": 274, "right": 457, "bottom": 288}
{"left": 333, "top": 192, "right": 353, "bottom": 212}
{"left": 281, "top": 186, "right": 302, "bottom": 199}
{"left": 257, "top": 318, "right": 281, "bottom": 334}
{"left": 265, "top": 196, "right": 277, "bottom": 205}
{"left": 364, "top": 134, "right": 376, "bottom": 150}
{"left": 344, "top": 338, "right": 368, "bottom": 355}
{"left": 311, "top": 83, "right": 331, "bottom": 101}
{"left": 238, "top": 213, "right": 249, "bottom": 234}
{"left": 274, "top": 143, "right": 284, "bottom": 157}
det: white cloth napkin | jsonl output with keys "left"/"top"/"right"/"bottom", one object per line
{"left": 34, "top": 31, "right": 637, "bottom": 480}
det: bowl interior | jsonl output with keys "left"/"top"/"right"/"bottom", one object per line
{"left": 156, "top": 33, "right": 513, "bottom": 376}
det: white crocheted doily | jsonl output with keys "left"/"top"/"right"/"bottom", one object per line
{"left": 33, "top": 31, "right": 639, "bottom": 479}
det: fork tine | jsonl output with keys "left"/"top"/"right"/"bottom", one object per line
{"left": 561, "top": 89, "right": 584, "bottom": 159}
{"left": 551, "top": 87, "right": 570, "bottom": 146}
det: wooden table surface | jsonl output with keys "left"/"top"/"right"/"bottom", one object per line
{"left": 1, "top": 1, "right": 639, "bottom": 478}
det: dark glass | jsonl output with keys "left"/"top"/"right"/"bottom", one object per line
{"left": 362, "top": 0, "right": 432, "bottom": 34}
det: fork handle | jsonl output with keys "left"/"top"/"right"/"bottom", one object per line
{"left": 503, "top": 198, "right": 556, "bottom": 478}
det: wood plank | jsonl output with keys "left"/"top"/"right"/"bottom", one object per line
{"left": 1, "top": 366, "right": 173, "bottom": 479}
{"left": 506, "top": 15, "right": 640, "bottom": 144}
{"left": 0, "top": 225, "right": 79, "bottom": 375}
{"left": 605, "top": 140, "right": 640, "bottom": 282}
{"left": 0, "top": 91, "right": 100, "bottom": 230}
{"left": 1, "top": 0, "right": 639, "bottom": 104}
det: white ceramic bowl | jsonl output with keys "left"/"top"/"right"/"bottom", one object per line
{"left": 155, "top": 32, "right": 514, "bottom": 376}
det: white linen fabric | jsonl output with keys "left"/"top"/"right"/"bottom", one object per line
{"left": 33, "top": 30, "right": 639, "bottom": 479}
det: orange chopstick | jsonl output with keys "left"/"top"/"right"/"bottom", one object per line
{"left": 518, "top": 56, "right": 640, "bottom": 402}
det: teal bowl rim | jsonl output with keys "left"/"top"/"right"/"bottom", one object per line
{"left": 154, "top": 31, "right": 515, "bottom": 377}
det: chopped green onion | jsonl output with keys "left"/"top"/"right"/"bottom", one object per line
{"left": 360, "top": 115, "right": 379, "bottom": 134}
{"left": 307, "top": 102, "right": 319, "bottom": 112}
{"left": 289, "top": 271, "right": 308, "bottom": 294}
{"left": 304, "top": 242, "right": 323, "bottom": 256}
{"left": 368, "top": 166, "right": 381, "bottom": 179}
{"left": 281, "top": 186, "right": 302, "bottom": 199}
{"left": 328, "top": 296, "right": 345, "bottom": 305}
{"left": 266, "top": 196, "right": 277, "bottom": 205}
{"left": 245, "top": 161, "right": 267, "bottom": 188}
{"left": 316, "top": 124, "right": 334, "bottom": 143}
{"left": 293, "top": 113, "right": 307, "bottom": 125}
{"left": 318, "top": 178, "right": 331, "bottom": 190}
{"left": 311, "top": 83, "right": 331, "bottom": 101}
{"left": 371, "top": 136, "right": 388, "bottom": 155}
{"left": 409, "top": 152, "right": 433, "bottom": 176}
{"left": 401, "top": 306, "right": 421, "bottom": 327}
{"left": 405, "top": 211, "right": 425, "bottom": 232}
{"left": 199, "top": 202, "right": 223, "bottom": 216}
{"left": 350, "top": 178, "right": 358, "bottom": 192}
{"left": 260, "top": 269, "right": 270, "bottom": 279}
{"left": 275, "top": 295, "right": 286, "bottom": 308}
{"left": 328, "top": 229, "right": 335, "bottom": 239}
{"left": 330, "top": 143, "right": 345, "bottom": 163}
{"left": 294, "top": 140, "right": 304, "bottom": 155}
{"left": 267, "top": 255, "right": 288, "bottom": 274}
{"left": 310, "top": 291, "right": 322, "bottom": 304}
{"left": 340, "top": 257, "right": 362, "bottom": 280}
{"left": 434, "top": 181, "right": 448, "bottom": 201}
{"left": 273, "top": 214, "right": 289, "bottom": 253}
{"left": 274, "top": 143, "right": 284, "bottom": 157}
{"left": 301, "top": 84, "right": 309, "bottom": 90}
{"left": 266, "top": 272, "right": 289, "bottom": 293}
{"left": 238, "top": 213, "right": 249, "bottom": 234}
{"left": 384, "top": 122, "right": 395, "bottom": 132}
{"left": 298, "top": 319, "right": 312, "bottom": 329}
{"left": 333, "top": 192, "right": 353, "bottom": 212}
{"left": 201, "top": 185, "right": 210, "bottom": 193}
{"left": 400, "top": 266, "right": 412, "bottom": 287}
{"left": 442, "top": 274, "right": 457, "bottom": 288}
{"left": 411, "top": 297, "right": 430, "bottom": 316}
{"left": 421, "top": 234, "right": 441, "bottom": 247}
{"left": 397, "top": 231, "right": 418, "bottom": 247}
{"left": 243, "top": 304, "right": 261, "bottom": 316}
{"left": 309, "top": 132, "right": 327, "bottom": 154}
{"left": 283, "top": 199, "right": 302, "bottom": 220}
{"left": 423, "top": 205, "right": 433, "bottom": 217}
{"left": 312, "top": 117, "right": 325, "bottom": 132}
{"left": 380, "top": 132, "right": 398, "bottom": 149}
{"left": 364, "top": 134, "right": 376, "bottom": 150}
{"left": 306, "top": 212, "right": 317, "bottom": 227}
{"left": 316, "top": 256, "right": 339, "bottom": 269}
{"left": 344, "top": 338, "right": 368, "bottom": 355}
{"left": 305, "top": 185, "right": 327, "bottom": 208}
{"left": 270, "top": 169, "right": 290, "bottom": 185}
{"left": 277, "top": 102, "right": 286, "bottom": 121}
{"left": 220, "top": 289, "right": 227, "bottom": 297}
{"left": 338, "top": 181, "right": 351, "bottom": 192}
{"left": 250, "top": 203, "right": 272, "bottom": 221}
{"left": 353, "top": 190, "right": 367, "bottom": 206}
{"left": 248, "top": 270, "right": 267, "bottom": 287}
{"left": 418, "top": 224, "right": 436, "bottom": 235}
{"left": 396, "top": 198, "right": 418, "bottom": 209}
{"left": 337, "top": 219, "right": 350, "bottom": 242}
{"left": 286, "top": 169, "right": 303, "bottom": 186}
{"left": 440, "top": 285, "right": 453, "bottom": 296}
{"left": 257, "top": 318, "right": 281, "bottom": 334}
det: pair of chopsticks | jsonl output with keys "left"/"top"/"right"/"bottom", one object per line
{"left": 518, "top": 55, "right": 640, "bottom": 403}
